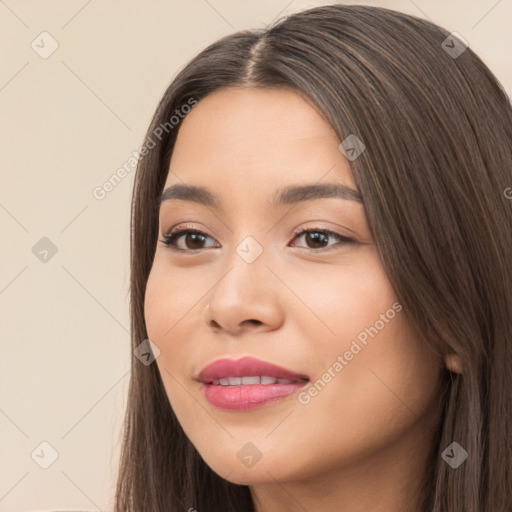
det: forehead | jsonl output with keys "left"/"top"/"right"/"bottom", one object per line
{"left": 173, "top": 86, "right": 339, "bottom": 152}
{"left": 179, "top": 86, "right": 334, "bottom": 131}
{"left": 165, "top": 87, "right": 356, "bottom": 197}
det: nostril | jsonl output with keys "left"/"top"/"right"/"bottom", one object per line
{"left": 209, "top": 319, "right": 222, "bottom": 329}
{"left": 245, "top": 319, "right": 263, "bottom": 326}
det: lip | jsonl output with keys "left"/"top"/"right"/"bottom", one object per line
{"left": 197, "top": 356, "right": 309, "bottom": 383}
{"left": 197, "top": 356, "right": 310, "bottom": 411}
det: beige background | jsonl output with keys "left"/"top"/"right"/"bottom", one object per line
{"left": 0, "top": 1, "right": 510, "bottom": 511}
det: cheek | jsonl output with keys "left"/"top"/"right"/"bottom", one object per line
{"left": 287, "top": 250, "right": 399, "bottom": 349}
{"left": 300, "top": 305, "right": 443, "bottom": 469}
{"left": 143, "top": 259, "right": 196, "bottom": 345}
{"left": 144, "top": 267, "right": 166, "bottom": 343}
{"left": 143, "top": 261, "right": 205, "bottom": 398}
{"left": 286, "top": 257, "right": 442, "bottom": 454}
{"left": 143, "top": 271, "right": 157, "bottom": 337}
{"left": 317, "top": 315, "right": 442, "bottom": 420}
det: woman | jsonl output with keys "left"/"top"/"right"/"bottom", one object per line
{"left": 114, "top": 4, "right": 512, "bottom": 511}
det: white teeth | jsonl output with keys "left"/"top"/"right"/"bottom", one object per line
{"left": 241, "top": 376, "right": 260, "bottom": 385}
{"left": 211, "top": 376, "right": 297, "bottom": 386}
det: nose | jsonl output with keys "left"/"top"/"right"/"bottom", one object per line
{"left": 204, "top": 261, "right": 284, "bottom": 336}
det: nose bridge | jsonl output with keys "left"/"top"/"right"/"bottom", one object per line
{"left": 216, "top": 232, "right": 270, "bottom": 302}
{"left": 205, "top": 229, "right": 284, "bottom": 333}
{"left": 234, "top": 232, "right": 266, "bottom": 266}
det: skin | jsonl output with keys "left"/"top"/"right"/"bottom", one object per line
{"left": 144, "top": 87, "right": 446, "bottom": 512}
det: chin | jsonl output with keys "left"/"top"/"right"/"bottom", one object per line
{"left": 212, "top": 465, "right": 276, "bottom": 486}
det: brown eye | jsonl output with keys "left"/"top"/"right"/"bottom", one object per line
{"left": 160, "top": 228, "right": 218, "bottom": 251}
{"left": 290, "top": 228, "right": 355, "bottom": 251}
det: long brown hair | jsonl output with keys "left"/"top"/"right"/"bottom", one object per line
{"left": 114, "top": 4, "right": 512, "bottom": 511}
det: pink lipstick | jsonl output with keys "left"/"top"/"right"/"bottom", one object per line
{"left": 197, "top": 356, "right": 309, "bottom": 411}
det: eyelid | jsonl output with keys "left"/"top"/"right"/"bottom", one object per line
{"left": 161, "top": 223, "right": 219, "bottom": 252}
{"left": 159, "top": 222, "right": 356, "bottom": 253}
{"left": 290, "top": 225, "right": 355, "bottom": 250}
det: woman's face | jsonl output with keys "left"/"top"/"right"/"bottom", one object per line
{"left": 144, "top": 87, "right": 443, "bottom": 489}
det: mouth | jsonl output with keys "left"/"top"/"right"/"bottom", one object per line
{"left": 196, "top": 356, "right": 310, "bottom": 411}
{"left": 210, "top": 376, "right": 306, "bottom": 386}
{"left": 197, "top": 355, "right": 310, "bottom": 383}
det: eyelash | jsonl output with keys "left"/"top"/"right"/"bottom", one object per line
{"left": 159, "top": 224, "right": 356, "bottom": 253}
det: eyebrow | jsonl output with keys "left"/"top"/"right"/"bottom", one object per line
{"left": 158, "top": 182, "right": 363, "bottom": 210}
